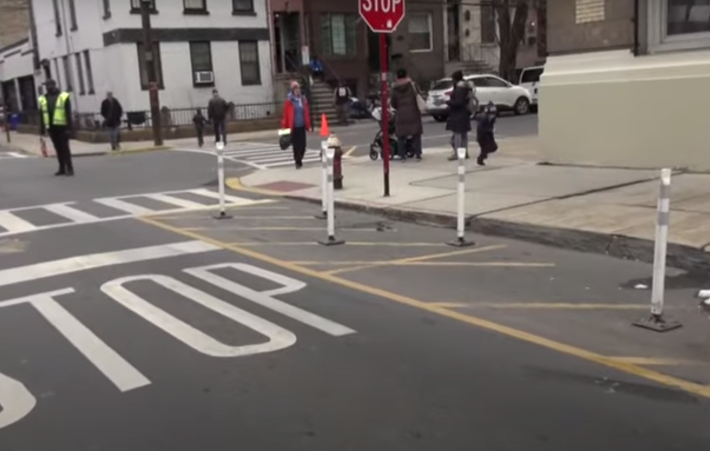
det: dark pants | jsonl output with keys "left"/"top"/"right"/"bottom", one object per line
{"left": 196, "top": 127, "right": 204, "bottom": 147}
{"left": 49, "top": 127, "right": 73, "bottom": 173}
{"left": 336, "top": 102, "right": 349, "bottom": 125}
{"left": 397, "top": 134, "right": 422, "bottom": 158}
{"left": 213, "top": 119, "right": 226, "bottom": 144}
{"left": 291, "top": 126, "right": 307, "bottom": 167}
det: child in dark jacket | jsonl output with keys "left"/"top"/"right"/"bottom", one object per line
{"left": 193, "top": 108, "right": 206, "bottom": 147}
{"left": 476, "top": 102, "right": 497, "bottom": 166}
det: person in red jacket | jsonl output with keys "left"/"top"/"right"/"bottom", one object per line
{"left": 281, "top": 81, "right": 312, "bottom": 168}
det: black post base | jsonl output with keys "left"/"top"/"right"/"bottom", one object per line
{"left": 632, "top": 314, "right": 682, "bottom": 332}
{"left": 447, "top": 237, "right": 475, "bottom": 247}
{"left": 318, "top": 236, "right": 345, "bottom": 246}
{"left": 213, "top": 211, "right": 232, "bottom": 220}
{"left": 334, "top": 178, "right": 343, "bottom": 190}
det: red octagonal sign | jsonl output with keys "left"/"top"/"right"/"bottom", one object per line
{"left": 359, "top": 0, "right": 405, "bottom": 33}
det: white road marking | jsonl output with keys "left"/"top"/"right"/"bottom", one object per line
{"left": 29, "top": 289, "right": 150, "bottom": 392}
{"left": 0, "top": 211, "right": 36, "bottom": 233}
{"left": 101, "top": 275, "right": 297, "bottom": 357}
{"left": 186, "top": 263, "right": 356, "bottom": 336}
{"left": 144, "top": 193, "right": 206, "bottom": 209}
{"left": 43, "top": 203, "right": 100, "bottom": 222}
{"left": 187, "top": 188, "right": 255, "bottom": 205}
{"left": 0, "top": 241, "right": 218, "bottom": 289}
{"left": 0, "top": 371, "right": 36, "bottom": 429}
{"left": 93, "top": 197, "right": 154, "bottom": 215}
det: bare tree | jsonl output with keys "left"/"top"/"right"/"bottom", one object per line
{"left": 491, "top": 0, "right": 531, "bottom": 81}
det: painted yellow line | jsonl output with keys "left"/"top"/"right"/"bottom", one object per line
{"left": 395, "top": 244, "right": 506, "bottom": 263}
{"left": 110, "top": 145, "right": 173, "bottom": 155}
{"left": 137, "top": 215, "right": 710, "bottom": 400}
{"left": 342, "top": 146, "right": 357, "bottom": 158}
{"left": 467, "top": 302, "right": 649, "bottom": 310}
{"left": 426, "top": 302, "right": 469, "bottom": 308}
{"left": 225, "top": 177, "right": 284, "bottom": 196}
{"left": 181, "top": 227, "right": 381, "bottom": 232}
{"left": 0, "top": 239, "right": 25, "bottom": 253}
{"left": 608, "top": 357, "right": 708, "bottom": 366}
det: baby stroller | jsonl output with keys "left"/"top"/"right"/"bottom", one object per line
{"left": 368, "top": 105, "right": 416, "bottom": 160}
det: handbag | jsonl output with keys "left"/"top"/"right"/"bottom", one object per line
{"left": 410, "top": 81, "right": 427, "bottom": 113}
{"left": 278, "top": 128, "right": 291, "bottom": 150}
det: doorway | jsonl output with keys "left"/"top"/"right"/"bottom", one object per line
{"left": 273, "top": 12, "right": 301, "bottom": 73}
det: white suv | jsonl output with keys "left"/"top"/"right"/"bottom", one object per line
{"left": 426, "top": 73, "right": 532, "bottom": 122}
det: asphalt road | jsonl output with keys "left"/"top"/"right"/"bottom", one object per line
{"left": 2, "top": 149, "right": 710, "bottom": 450}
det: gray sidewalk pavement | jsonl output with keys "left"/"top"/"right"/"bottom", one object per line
{"left": 233, "top": 136, "right": 710, "bottom": 272}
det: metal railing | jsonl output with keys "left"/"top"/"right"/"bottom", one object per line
{"left": 15, "top": 101, "right": 281, "bottom": 131}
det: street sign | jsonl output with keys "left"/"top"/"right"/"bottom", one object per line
{"left": 359, "top": 0, "right": 405, "bottom": 33}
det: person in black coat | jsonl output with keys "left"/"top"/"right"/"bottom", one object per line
{"left": 476, "top": 102, "right": 498, "bottom": 166}
{"left": 100, "top": 92, "right": 123, "bottom": 151}
{"left": 445, "top": 70, "right": 473, "bottom": 160}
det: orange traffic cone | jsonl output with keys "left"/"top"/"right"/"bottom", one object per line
{"left": 319, "top": 113, "right": 329, "bottom": 137}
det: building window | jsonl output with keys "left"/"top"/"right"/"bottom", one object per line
{"left": 136, "top": 42, "right": 165, "bottom": 90}
{"left": 648, "top": 0, "right": 710, "bottom": 53}
{"left": 190, "top": 42, "right": 214, "bottom": 86}
{"left": 320, "top": 14, "right": 357, "bottom": 57}
{"left": 75, "top": 53, "right": 85, "bottom": 95}
{"left": 233, "top": 0, "right": 254, "bottom": 14}
{"left": 52, "top": 0, "right": 62, "bottom": 36}
{"left": 480, "top": 5, "right": 496, "bottom": 44}
{"left": 68, "top": 0, "right": 78, "bottom": 30}
{"left": 53, "top": 59, "right": 61, "bottom": 87}
{"left": 239, "top": 41, "right": 261, "bottom": 85}
{"left": 408, "top": 12, "right": 433, "bottom": 52}
{"left": 131, "top": 0, "right": 156, "bottom": 13}
{"left": 62, "top": 56, "right": 73, "bottom": 92}
{"left": 184, "top": 0, "right": 207, "bottom": 14}
{"left": 83, "top": 50, "right": 95, "bottom": 94}
{"left": 103, "top": 0, "right": 111, "bottom": 18}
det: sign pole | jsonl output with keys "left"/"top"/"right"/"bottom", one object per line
{"left": 380, "top": 33, "right": 390, "bottom": 197}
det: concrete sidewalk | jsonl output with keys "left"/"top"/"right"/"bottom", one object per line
{"left": 233, "top": 137, "right": 710, "bottom": 272}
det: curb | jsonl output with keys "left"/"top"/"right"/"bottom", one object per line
{"left": 278, "top": 192, "right": 710, "bottom": 274}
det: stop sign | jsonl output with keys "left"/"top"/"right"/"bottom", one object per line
{"left": 359, "top": 0, "right": 405, "bottom": 33}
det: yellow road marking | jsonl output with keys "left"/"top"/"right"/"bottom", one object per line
{"left": 228, "top": 241, "right": 451, "bottom": 246}
{"left": 292, "top": 260, "right": 552, "bottom": 267}
{"left": 396, "top": 244, "right": 506, "bottom": 263}
{"left": 225, "top": 178, "right": 283, "bottom": 196}
{"left": 426, "top": 302, "right": 469, "bottom": 308}
{"left": 181, "top": 226, "right": 381, "bottom": 232}
{"left": 110, "top": 145, "right": 173, "bottom": 155}
{"left": 467, "top": 302, "right": 650, "bottom": 310}
{"left": 0, "top": 239, "right": 26, "bottom": 253}
{"left": 342, "top": 146, "right": 357, "bottom": 158}
{"left": 137, "top": 215, "right": 710, "bottom": 400}
{"left": 608, "top": 357, "right": 708, "bottom": 366}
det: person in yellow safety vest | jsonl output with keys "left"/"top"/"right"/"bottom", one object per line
{"left": 39, "top": 79, "right": 74, "bottom": 176}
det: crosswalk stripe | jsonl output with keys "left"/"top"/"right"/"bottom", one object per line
{"left": 94, "top": 198, "right": 154, "bottom": 215}
{"left": 44, "top": 203, "right": 100, "bottom": 223}
{"left": 0, "top": 211, "right": 36, "bottom": 233}
{"left": 143, "top": 193, "right": 206, "bottom": 209}
{"left": 266, "top": 157, "right": 321, "bottom": 167}
{"left": 187, "top": 188, "right": 255, "bottom": 206}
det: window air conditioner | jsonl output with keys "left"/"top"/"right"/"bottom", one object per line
{"left": 195, "top": 71, "right": 215, "bottom": 84}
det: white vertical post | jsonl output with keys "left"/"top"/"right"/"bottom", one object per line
{"left": 447, "top": 147, "right": 474, "bottom": 247}
{"left": 214, "top": 141, "right": 231, "bottom": 219}
{"left": 633, "top": 168, "right": 680, "bottom": 331}
{"left": 315, "top": 140, "right": 328, "bottom": 219}
{"left": 318, "top": 146, "right": 344, "bottom": 246}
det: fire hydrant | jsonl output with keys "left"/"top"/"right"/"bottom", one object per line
{"left": 327, "top": 134, "right": 344, "bottom": 190}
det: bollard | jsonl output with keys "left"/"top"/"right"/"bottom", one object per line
{"left": 318, "top": 146, "right": 344, "bottom": 246}
{"left": 447, "top": 147, "right": 474, "bottom": 247}
{"left": 213, "top": 141, "right": 231, "bottom": 220}
{"left": 315, "top": 140, "right": 328, "bottom": 219}
{"left": 696, "top": 290, "right": 710, "bottom": 314}
{"left": 633, "top": 168, "right": 680, "bottom": 332}
{"left": 328, "top": 134, "right": 344, "bottom": 190}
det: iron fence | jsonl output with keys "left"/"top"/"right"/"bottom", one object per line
{"left": 16, "top": 101, "right": 281, "bottom": 131}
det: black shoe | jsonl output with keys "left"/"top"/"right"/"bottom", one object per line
{"left": 66, "top": 170, "right": 74, "bottom": 176}
{"left": 55, "top": 171, "right": 65, "bottom": 176}
{"left": 476, "top": 156, "right": 485, "bottom": 166}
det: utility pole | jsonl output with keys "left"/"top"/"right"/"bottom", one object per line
{"left": 141, "top": 0, "right": 162, "bottom": 145}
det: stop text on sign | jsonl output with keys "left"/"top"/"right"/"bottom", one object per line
{"left": 359, "top": 0, "right": 405, "bottom": 33}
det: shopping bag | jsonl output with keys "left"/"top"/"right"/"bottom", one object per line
{"left": 278, "top": 128, "right": 291, "bottom": 150}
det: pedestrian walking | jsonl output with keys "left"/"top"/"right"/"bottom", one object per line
{"left": 208, "top": 89, "right": 228, "bottom": 145}
{"left": 38, "top": 79, "right": 74, "bottom": 176}
{"left": 333, "top": 82, "right": 351, "bottom": 125}
{"left": 100, "top": 91, "right": 123, "bottom": 151}
{"left": 446, "top": 70, "right": 473, "bottom": 160}
{"left": 390, "top": 68, "right": 423, "bottom": 160}
{"left": 193, "top": 108, "right": 206, "bottom": 147}
{"left": 281, "top": 81, "right": 311, "bottom": 169}
{"left": 476, "top": 102, "right": 498, "bottom": 166}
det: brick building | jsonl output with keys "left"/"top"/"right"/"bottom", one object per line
{"left": 540, "top": 0, "right": 710, "bottom": 170}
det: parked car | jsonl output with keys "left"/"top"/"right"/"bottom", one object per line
{"left": 518, "top": 65, "right": 543, "bottom": 112}
{"left": 426, "top": 73, "right": 532, "bottom": 122}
